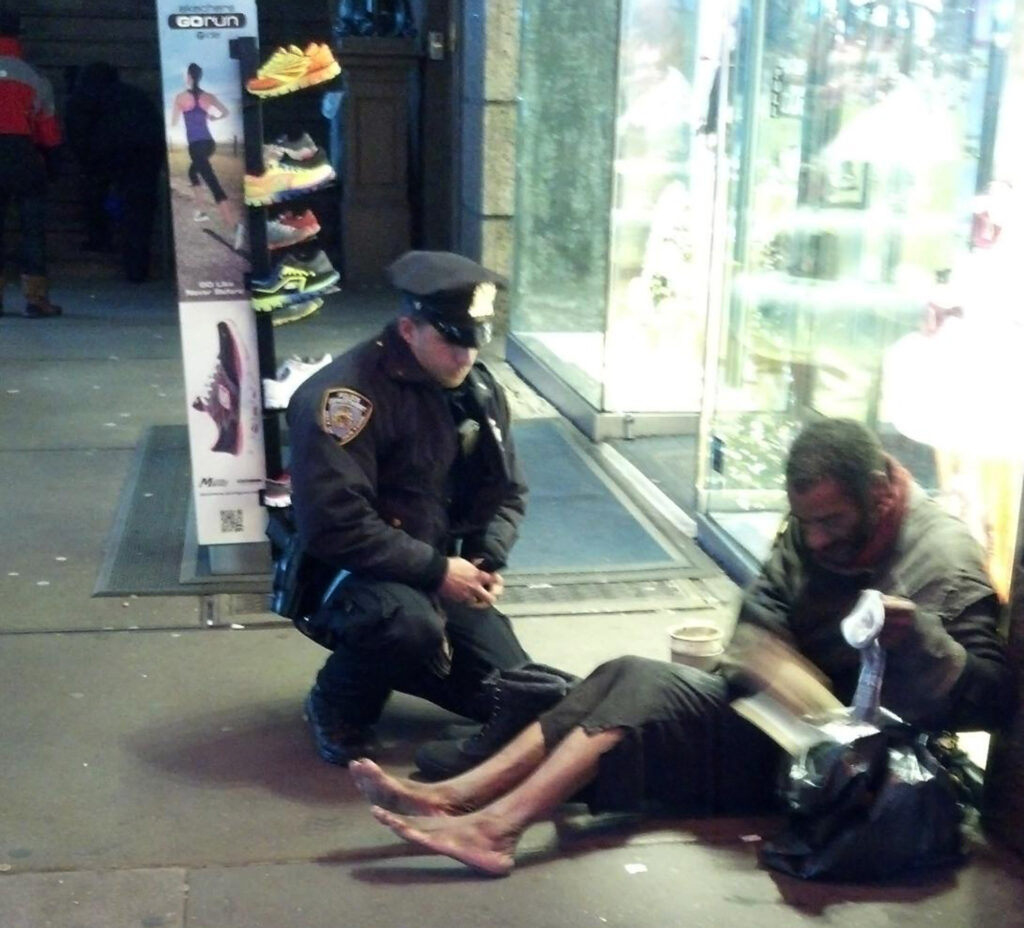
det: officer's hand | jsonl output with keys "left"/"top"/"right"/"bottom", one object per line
{"left": 879, "top": 594, "right": 916, "bottom": 648}
{"left": 472, "top": 558, "right": 504, "bottom": 600}
{"left": 439, "top": 556, "right": 498, "bottom": 609}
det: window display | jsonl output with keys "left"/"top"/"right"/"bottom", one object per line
{"left": 701, "top": 0, "right": 1024, "bottom": 598}
{"left": 509, "top": 0, "right": 619, "bottom": 410}
{"left": 510, "top": 0, "right": 716, "bottom": 418}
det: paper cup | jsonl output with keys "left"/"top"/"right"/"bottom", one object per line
{"left": 669, "top": 623, "right": 724, "bottom": 671}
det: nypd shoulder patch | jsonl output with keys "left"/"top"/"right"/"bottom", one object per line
{"left": 321, "top": 388, "right": 373, "bottom": 445}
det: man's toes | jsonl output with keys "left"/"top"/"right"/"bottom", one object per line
{"left": 371, "top": 805, "right": 403, "bottom": 829}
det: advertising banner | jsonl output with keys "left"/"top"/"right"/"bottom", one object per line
{"left": 156, "top": 1, "right": 267, "bottom": 545}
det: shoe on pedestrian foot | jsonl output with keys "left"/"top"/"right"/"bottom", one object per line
{"left": 22, "top": 274, "right": 62, "bottom": 318}
{"left": 304, "top": 686, "right": 379, "bottom": 766}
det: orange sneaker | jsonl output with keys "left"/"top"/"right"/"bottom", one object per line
{"left": 246, "top": 42, "right": 340, "bottom": 98}
{"left": 299, "top": 42, "right": 341, "bottom": 90}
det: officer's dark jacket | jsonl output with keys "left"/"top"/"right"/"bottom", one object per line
{"left": 286, "top": 322, "right": 527, "bottom": 590}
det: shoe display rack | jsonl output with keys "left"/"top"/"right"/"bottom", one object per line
{"left": 229, "top": 36, "right": 341, "bottom": 506}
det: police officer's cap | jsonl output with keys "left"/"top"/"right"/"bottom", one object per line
{"left": 388, "top": 250, "right": 507, "bottom": 348}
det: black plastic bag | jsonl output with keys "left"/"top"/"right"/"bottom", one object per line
{"left": 760, "top": 725, "right": 965, "bottom": 881}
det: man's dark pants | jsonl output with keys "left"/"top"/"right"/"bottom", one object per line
{"left": 0, "top": 187, "right": 47, "bottom": 277}
{"left": 303, "top": 576, "right": 530, "bottom": 725}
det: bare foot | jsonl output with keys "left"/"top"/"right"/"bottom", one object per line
{"left": 371, "top": 805, "right": 517, "bottom": 877}
{"left": 348, "top": 758, "right": 452, "bottom": 816}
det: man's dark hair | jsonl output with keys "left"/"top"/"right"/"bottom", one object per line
{"left": 785, "top": 418, "right": 885, "bottom": 510}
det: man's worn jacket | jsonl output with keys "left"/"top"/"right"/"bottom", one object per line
{"left": 286, "top": 323, "right": 527, "bottom": 591}
{"left": 735, "top": 482, "right": 1015, "bottom": 732}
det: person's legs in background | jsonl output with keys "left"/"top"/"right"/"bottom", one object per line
{"left": 119, "top": 146, "right": 162, "bottom": 282}
{"left": 78, "top": 166, "right": 114, "bottom": 252}
{"left": 17, "top": 191, "right": 61, "bottom": 318}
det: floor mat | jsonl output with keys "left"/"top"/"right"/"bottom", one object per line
{"left": 95, "top": 420, "right": 716, "bottom": 598}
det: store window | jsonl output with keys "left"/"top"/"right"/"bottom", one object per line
{"left": 700, "top": 0, "right": 1024, "bottom": 600}
{"left": 510, "top": 0, "right": 714, "bottom": 419}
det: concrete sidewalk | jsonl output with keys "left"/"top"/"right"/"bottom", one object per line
{"left": 1, "top": 277, "right": 1022, "bottom": 927}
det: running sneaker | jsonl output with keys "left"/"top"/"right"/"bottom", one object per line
{"left": 262, "top": 353, "right": 333, "bottom": 409}
{"left": 263, "top": 148, "right": 332, "bottom": 179}
{"left": 264, "top": 131, "right": 318, "bottom": 162}
{"left": 267, "top": 209, "right": 321, "bottom": 250}
{"left": 250, "top": 250, "right": 340, "bottom": 310}
{"left": 272, "top": 296, "right": 325, "bottom": 327}
{"left": 246, "top": 43, "right": 340, "bottom": 98}
{"left": 244, "top": 159, "right": 336, "bottom": 206}
{"left": 263, "top": 141, "right": 321, "bottom": 166}
{"left": 192, "top": 320, "right": 242, "bottom": 455}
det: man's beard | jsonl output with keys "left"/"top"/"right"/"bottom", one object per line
{"left": 814, "top": 514, "right": 874, "bottom": 569}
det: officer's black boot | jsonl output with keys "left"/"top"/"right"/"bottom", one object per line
{"left": 304, "top": 684, "right": 381, "bottom": 766}
{"left": 414, "top": 664, "right": 577, "bottom": 780}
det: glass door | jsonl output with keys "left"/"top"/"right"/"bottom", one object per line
{"left": 701, "top": 0, "right": 1024, "bottom": 594}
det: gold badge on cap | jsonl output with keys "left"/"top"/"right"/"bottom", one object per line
{"left": 321, "top": 388, "right": 373, "bottom": 445}
{"left": 468, "top": 282, "right": 496, "bottom": 320}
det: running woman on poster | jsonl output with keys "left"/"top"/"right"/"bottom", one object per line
{"left": 169, "top": 62, "right": 243, "bottom": 248}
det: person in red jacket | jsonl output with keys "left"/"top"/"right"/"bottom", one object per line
{"left": 0, "top": 9, "right": 62, "bottom": 317}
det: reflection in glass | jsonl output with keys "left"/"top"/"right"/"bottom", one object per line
{"left": 605, "top": 1, "right": 710, "bottom": 412}
{"left": 704, "top": 0, "right": 1023, "bottom": 593}
{"left": 510, "top": 0, "right": 619, "bottom": 408}
{"left": 511, "top": 0, "right": 714, "bottom": 415}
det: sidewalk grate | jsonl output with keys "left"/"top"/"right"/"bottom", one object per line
{"left": 204, "top": 575, "right": 737, "bottom": 626}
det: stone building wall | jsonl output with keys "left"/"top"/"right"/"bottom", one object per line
{"left": 458, "top": 0, "right": 519, "bottom": 282}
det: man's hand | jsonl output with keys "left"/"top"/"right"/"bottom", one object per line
{"left": 878, "top": 594, "right": 916, "bottom": 648}
{"left": 725, "top": 625, "right": 842, "bottom": 717}
{"left": 438, "top": 556, "right": 502, "bottom": 609}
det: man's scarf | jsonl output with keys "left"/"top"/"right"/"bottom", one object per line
{"left": 849, "top": 456, "right": 911, "bottom": 569}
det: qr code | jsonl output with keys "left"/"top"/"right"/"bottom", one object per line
{"left": 219, "top": 509, "right": 244, "bottom": 533}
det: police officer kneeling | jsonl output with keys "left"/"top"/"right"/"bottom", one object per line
{"left": 284, "top": 251, "right": 533, "bottom": 765}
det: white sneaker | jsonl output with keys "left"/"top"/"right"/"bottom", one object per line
{"left": 233, "top": 222, "right": 247, "bottom": 251}
{"left": 262, "top": 354, "right": 332, "bottom": 409}
{"left": 273, "top": 132, "right": 318, "bottom": 160}
{"left": 194, "top": 210, "right": 210, "bottom": 222}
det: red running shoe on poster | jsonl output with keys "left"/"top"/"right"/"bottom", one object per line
{"left": 191, "top": 320, "right": 259, "bottom": 456}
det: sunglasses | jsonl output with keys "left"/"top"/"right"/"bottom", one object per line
{"left": 430, "top": 318, "right": 492, "bottom": 348}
